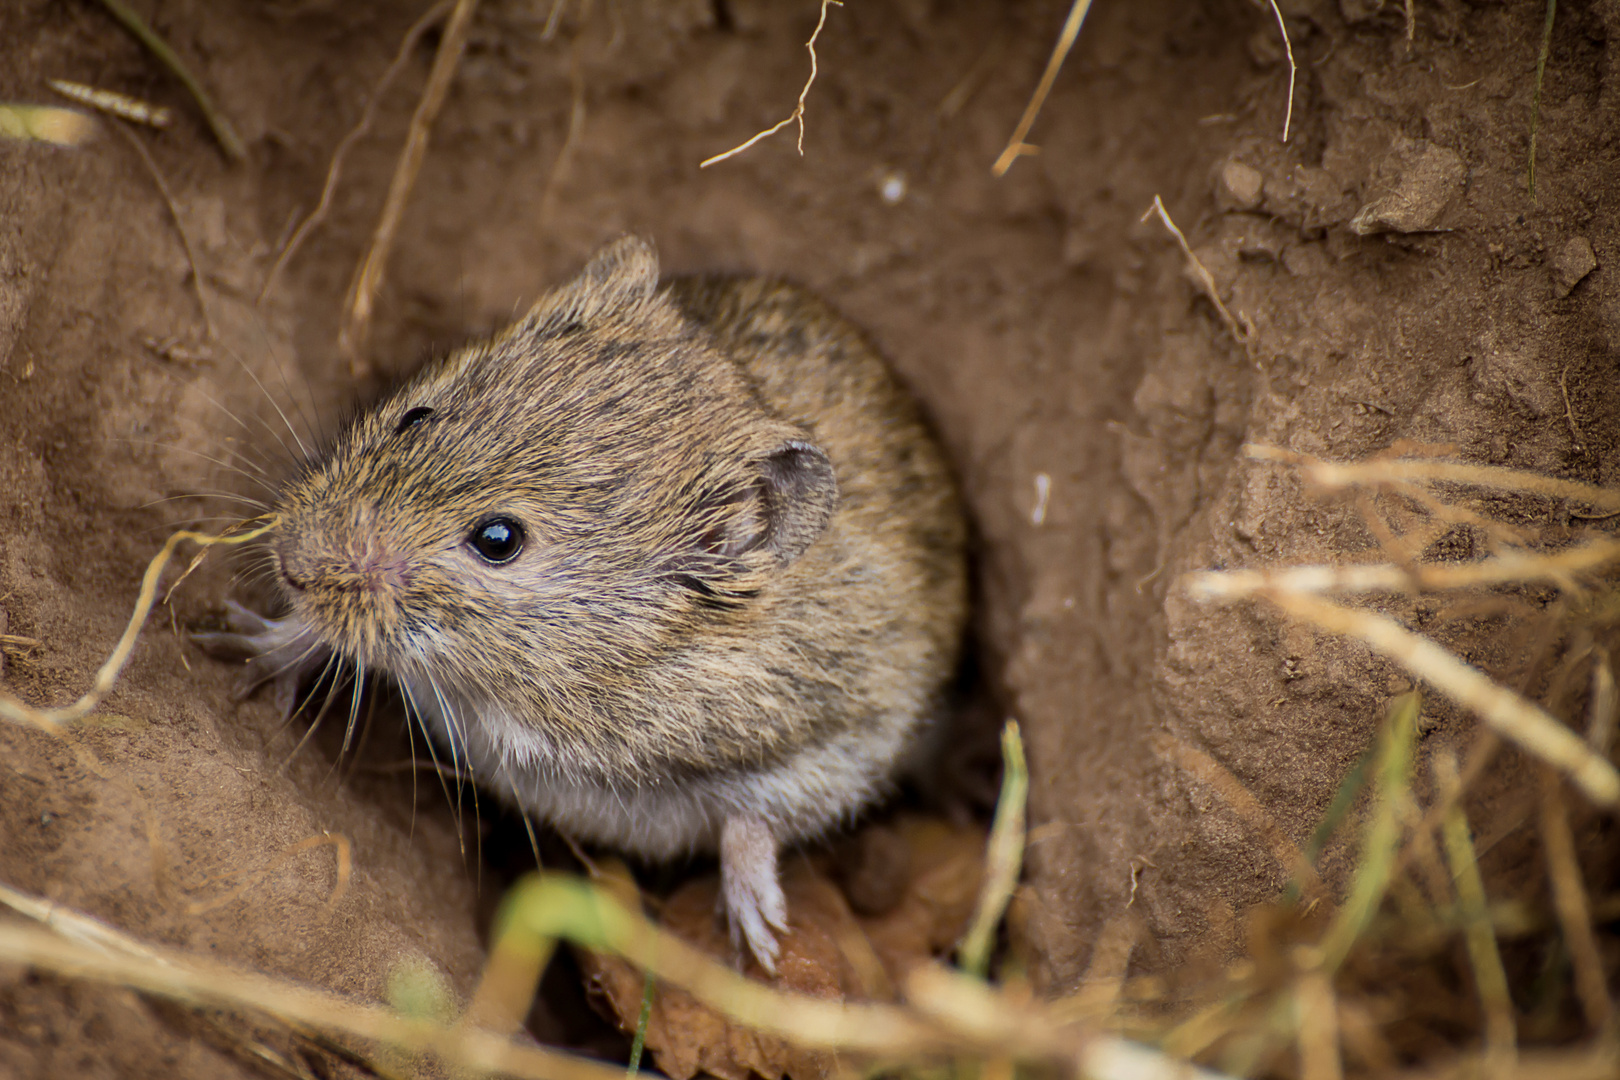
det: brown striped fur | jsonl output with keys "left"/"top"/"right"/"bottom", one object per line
{"left": 210, "top": 238, "right": 967, "bottom": 967}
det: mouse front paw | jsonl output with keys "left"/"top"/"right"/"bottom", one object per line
{"left": 191, "top": 600, "right": 328, "bottom": 717}
{"left": 720, "top": 814, "right": 789, "bottom": 975}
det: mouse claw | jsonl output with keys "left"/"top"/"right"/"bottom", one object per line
{"left": 191, "top": 600, "right": 327, "bottom": 717}
{"left": 720, "top": 814, "right": 788, "bottom": 976}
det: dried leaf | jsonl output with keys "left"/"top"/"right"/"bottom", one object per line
{"left": 580, "top": 816, "right": 986, "bottom": 1080}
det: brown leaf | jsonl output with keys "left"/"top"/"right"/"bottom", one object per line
{"left": 579, "top": 815, "right": 987, "bottom": 1080}
{"left": 856, "top": 817, "right": 986, "bottom": 977}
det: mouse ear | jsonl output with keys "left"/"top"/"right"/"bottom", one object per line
{"left": 526, "top": 236, "right": 661, "bottom": 334}
{"left": 701, "top": 439, "right": 838, "bottom": 569}
{"left": 756, "top": 439, "right": 838, "bottom": 565}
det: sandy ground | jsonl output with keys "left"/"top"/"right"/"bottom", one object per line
{"left": 3, "top": 0, "right": 1619, "bottom": 1075}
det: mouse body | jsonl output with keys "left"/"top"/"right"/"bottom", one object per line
{"left": 202, "top": 238, "right": 967, "bottom": 970}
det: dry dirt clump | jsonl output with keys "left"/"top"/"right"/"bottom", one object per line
{"left": 2, "top": 0, "right": 1620, "bottom": 1077}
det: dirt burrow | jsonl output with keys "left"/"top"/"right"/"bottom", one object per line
{"left": 2, "top": 0, "right": 1619, "bottom": 1073}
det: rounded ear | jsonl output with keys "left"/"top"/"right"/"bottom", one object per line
{"left": 525, "top": 236, "right": 661, "bottom": 334}
{"left": 694, "top": 440, "right": 838, "bottom": 570}
{"left": 756, "top": 439, "right": 838, "bottom": 566}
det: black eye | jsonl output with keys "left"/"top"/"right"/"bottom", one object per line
{"left": 468, "top": 517, "right": 524, "bottom": 564}
{"left": 395, "top": 406, "right": 433, "bottom": 434}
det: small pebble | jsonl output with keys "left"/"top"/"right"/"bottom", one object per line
{"left": 1550, "top": 236, "right": 1597, "bottom": 297}
{"left": 1350, "top": 138, "right": 1465, "bottom": 235}
{"left": 1216, "top": 160, "right": 1265, "bottom": 211}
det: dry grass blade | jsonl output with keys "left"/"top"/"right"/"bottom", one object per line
{"left": 1587, "top": 648, "right": 1615, "bottom": 753}
{"left": 0, "top": 518, "right": 277, "bottom": 734}
{"left": 112, "top": 122, "right": 216, "bottom": 340}
{"left": 958, "top": 719, "right": 1028, "bottom": 977}
{"left": 1437, "top": 754, "right": 1516, "bottom": 1072}
{"left": 1242, "top": 444, "right": 1620, "bottom": 512}
{"left": 1317, "top": 693, "right": 1417, "bottom": 971}
{"left": 1161, "top": 992, "right": 1252, "bottom": 1061}
{"left": 901, "top": 965, "right": 1236, "bottom": 1080}
{"left": 496, "top": 875, "right": 953, "bottom": 1057}
{"left": 1190, "top": 445, "right": 1620, "bottom": 804}
{"left": 1185, "top": 538, "right": 1620, "bottom": 600}
{"left": 701, "top": 0, "right": 841, "bottom": 167}
{"left": 1157, "top": 735, "right": 1325, "bottom": 900}
{"left": 1294, "top": 969, "right": 1343, "bottom": 1080}
{"left": 1079, "top": 1038, "right": 1235, "bottom": 1080}
{"left": 5, "top": 871, "right": 1232, "bottom": 1080}
{"left": 0, "top": 913, "right": 626, "bottom": 1080}
{"left": 497, "top": 873, "right": 1230, "bottom": 1079}
{"left": 0, "top": 882, "right": 173, "bottom": 965}
{"left": 1537, "top": 773, "right": 1614, "bottom": 1033}
{"left": 992, "top": 0, "right": 1095, "bottom": 175}
{"left": 91, "top": 0, "right": 245, "bottom": 160}
{"left": 1263, "top": 592, "right": 1620, "bottom": 807}
{"left": 48, "top": 79, "right": 171, "bottom": 128}
{"left": 339, "top": 0, "right": 481, "bottom": 376}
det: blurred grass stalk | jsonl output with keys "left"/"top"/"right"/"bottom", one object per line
{"left": 0, "top": 103, "right": 97, "bottom": 146}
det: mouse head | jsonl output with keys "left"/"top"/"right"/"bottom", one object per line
{"left": 269, "top": 238, "right": 837, "bottom": 700}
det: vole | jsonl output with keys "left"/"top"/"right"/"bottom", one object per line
{"left": 198, "top": 237, "right": 967, "bottom": 972}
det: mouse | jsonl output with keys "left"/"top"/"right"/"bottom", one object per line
{"left": 196, "top": 236, "right": 968, "bottom": 972}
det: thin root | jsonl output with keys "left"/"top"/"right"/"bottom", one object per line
{"left": 111, "top": 122, "right": 217, "bottom": 341}
{"left": 1142, "top": 195, "right": 1246, "bottom": 342}
{"left": 1266, "top": 0, "right": 1297, "bottom": 143}
{"left": 0, "top": 517, "right": 277, "bottom": 735}
{"left": 259, "top": 0, "right": 455, "bottom": 307}
{"left": 702, "top": 0, "right": 842, "bottom": 168}
{"left": 92, "top": 0, "right": 245, "bottom": 161}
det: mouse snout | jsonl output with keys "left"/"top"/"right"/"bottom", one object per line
{"left": 276, "top": 524, "right": 414, "bottom": 599}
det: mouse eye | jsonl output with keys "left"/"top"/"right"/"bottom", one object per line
{"left": 395, "top": 406, "right": 433, "bottom": 434}
{"left": 468, "top": 517, "right": 525, "bottom": 564}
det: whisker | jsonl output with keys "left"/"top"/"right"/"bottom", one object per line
{"left": 280, "top": 650, "right": 343, "bottom": 751}
{"left": 104, "top": 436, "right": 282, "bottom": 500}
{"left": 183, "top": 380, "right": 307, "bottom": 474}
{"left": 429, "top": 671, "right": 487, "bottom": 874}
{"left": 341, "top": 658, "right": 366, "bottom": 758}
{"left": 519, "top": 809, "right": 543, "bottom": 871}
{"left": 138, "top": 493, "right": 272, "bottom": 514}
{"left": 258, "top": 637, "right": 333, "bottom": 696}
{"left": 399, "top": 676, "right": 465, "bottom": 859}
{"left": 229, "top": 300, "right": 329, "bottom": 454}
{"left": 339, "top": 680, "right": 383, "bottom": 788}
{"left": 215, "top": 340, "right": 313, "bottom": 463}
{"left": 104, "top": 433, "right": 278, "bottom": 480}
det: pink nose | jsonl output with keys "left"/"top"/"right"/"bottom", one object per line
{"left": 340, "top": 540, "right": 412, "bottom": 594}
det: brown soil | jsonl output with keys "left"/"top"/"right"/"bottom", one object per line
{"left": 3, "top": 0, "right": 1618, "bottom": 1075}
